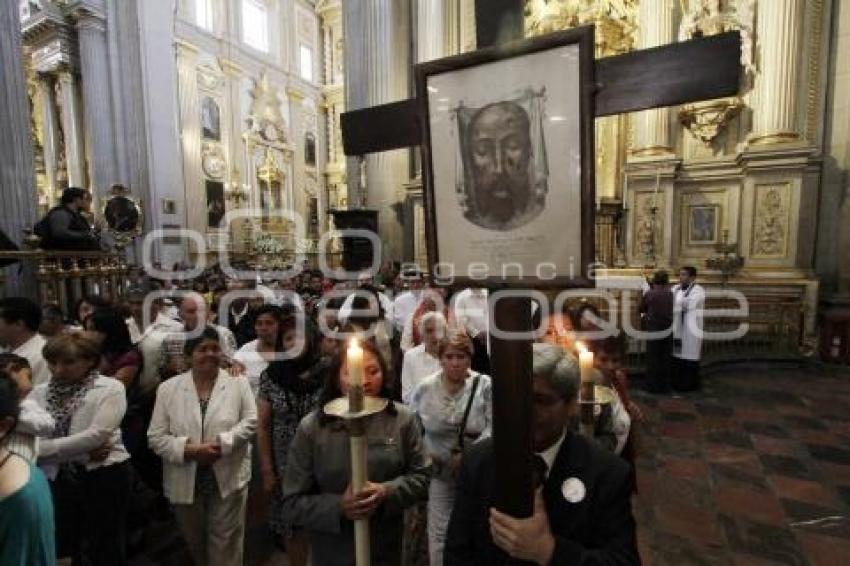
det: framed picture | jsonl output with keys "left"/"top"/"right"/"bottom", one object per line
{"left": 688, "top": 205, "right": 719, "bottom": 245}
{"left": 201, "top": 96, "right": 221, "bottom": 141}
{"left": 161, "top": 199, "right": 177, "bottom": 215}
{"left": 205, "top": 180, "right": 226, "bottom": 229}
{"left": 416, "top": 26, "right": 595, "bottom": 287}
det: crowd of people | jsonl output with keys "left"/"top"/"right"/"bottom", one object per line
{"left": 0, "top": 261, "right": 704, "bottom": 565}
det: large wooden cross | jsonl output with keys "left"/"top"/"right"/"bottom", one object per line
{"left": 340, "top": 0, "right": 740, "bottom": 517}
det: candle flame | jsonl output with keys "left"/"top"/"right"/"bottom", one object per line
{"left": 576, "top": 342, "right": 587, "bottom": 354}
{"left": 349, "top": 337, "right": 360, "bottom": 350}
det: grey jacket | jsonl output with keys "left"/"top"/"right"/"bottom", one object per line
{"left": 281, "top": 403, "right": 431, "bottom": 566}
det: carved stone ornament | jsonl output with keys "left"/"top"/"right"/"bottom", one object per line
{"left": 679, "top": 96, "right": 742, "bottom": 146}
{"left": 679, "top": 0, "right": 755, "bottom": 80}
{"left": 197, "top": 64, "right": 225, "bottom": 91}
{"left": 201, "top": 143, "right": 226, "bottom": 179}
{"left": 633, "top": 193, "right": 664, "bottom": 262}
{"left": 246, "top": 72, "right": 288, "bottom": 144}
{"left": 752, "top": 186, "right": 787, "bottom": 257}
{"left": 525, "top": 0, "right": 636, "bottom": 55}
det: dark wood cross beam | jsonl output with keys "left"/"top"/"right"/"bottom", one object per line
{"left": 340, "top": 31, "right": 741, "bottom": 156}
{"left": 339, "top": 0, "right": 742, "bottom": 520}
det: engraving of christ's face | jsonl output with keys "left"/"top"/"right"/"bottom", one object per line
{"left": 467, "top": 102, "right": 533, "bottom": 228}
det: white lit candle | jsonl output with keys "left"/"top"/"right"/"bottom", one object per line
{"left": 577, "top": 343, "right": 594, "bottom": 394}
{"left": 347, "top": 338, "right": 364, "bottom": 413}
{"left": 576, "top": 342, "right": 596, "bottom": 437}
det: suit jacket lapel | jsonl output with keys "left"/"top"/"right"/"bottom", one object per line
{"left": 204, "top": 371, "right": 228, "bottom": 429}
{"left": 180, "top": 373, "right": 203, "bottom": 437}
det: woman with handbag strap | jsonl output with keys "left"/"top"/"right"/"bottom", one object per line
{"left": 409, "top": 328, "right": 492, "bottom": 566}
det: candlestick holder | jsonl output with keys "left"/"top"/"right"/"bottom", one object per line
{"left": 324, "top": 395, "right": 388, "bottom": 566}
{"left": 578, "top": 384, "right": 616, "bottom": 438}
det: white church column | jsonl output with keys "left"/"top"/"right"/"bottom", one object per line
{"left": 418, "top": 0, "right": 460, "bottom": 62}
{"left": 0, "top": 0, "right": 37, "bottom": 296}
{"left": 287, "top": 87, "right": 306, "bottom": 219}
{"left": 343, "top": 0, "right": 411, "bottom": 261}
{"left": 57, "top": 71, "right": 87, "bottom": 188}
{"left": 749, "top": 0, "right": 804, "bottom": 145}
{"left": 37, "top": 75, "right": 61, "bottom": 199}
{"left": 175, "top": 40, "right": 204, "bottom": 236}
{"left": 631, "top": 0, "right": 676, "bottom": 157}
{"left": 77, "top": 10, "right": 119, "bottom": 195}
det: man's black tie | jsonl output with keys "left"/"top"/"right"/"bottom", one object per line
{"left": 533, "top": 454, "right": 549, "bottom": 488}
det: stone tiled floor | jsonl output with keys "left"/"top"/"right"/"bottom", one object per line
{"left": 130, "top": 364, "right": 850, "bottom": 565}
{"left": 632, "top": 364, "right": 850, "bottom": 566}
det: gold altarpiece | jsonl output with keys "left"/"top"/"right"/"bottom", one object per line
{"left": 524, "top": 0, "right": 825, "bottom": 353}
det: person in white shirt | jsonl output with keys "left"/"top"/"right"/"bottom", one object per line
{"left": 337, "top": 274, "right": 395, "bottom": 327}
{"left": 125, "top": 291, "right": 183, "bottom": 398}
{"left": 0, "top": 297, "right": 50, "bottom": 387}
{"left": 409, "top": 330, "right": 492, "bottom": 566}
{"left": 400, "top": 311, "right": 446, "bottom": 403}
{"left": 450, "top": 288, "right": 490, "bottom": 374}
{"left": 32, "top": 332, "right": 132, "bottom": 566}
{"left": 233, "top": 304, "right": 283, "bottom": 395}
{"left": 159, "top": 295, "right": 238, "bottom": 380}
{"left": 148, "top": 326, "right": 257, "bottom": 566}
{"left": 0, "top": 353, "right": 54, "bottom": 462}
{"left": 393, "top": 268, "right": 426, "bottom": 332}
{"left": 671, "top": 266, "right": 706, "bottom": 392}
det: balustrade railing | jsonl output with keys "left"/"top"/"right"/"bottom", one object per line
{"left": 0, "top": 249, "right": 130, "bottom": 314}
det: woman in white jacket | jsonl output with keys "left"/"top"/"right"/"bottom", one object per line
{"left": 148, "top": 326, "right": 257, "bottom": 566}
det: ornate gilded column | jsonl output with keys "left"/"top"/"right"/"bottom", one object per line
{"left": 77, "top": 9, "right": 118, "bottom": 194}
{"left": 175, "top": 40, "right": 204, "bottom": 235}
{"left": 37, "top": 75, "right": 61, "bottom": 199}
{"left": 318, "top": 0, "right": 346, "bottom": 215}
{"left": 631, "top": 0, "right": 676, "bottom": 157}
{"left": 749, "top": 0, "right": 804, "bottom": 145}
{"left": 57, "top": 71, "right": 87, "bottom": 187}
{"left": 0, "top": 0, "right": 37, "bottom": 296}
{"left": 459, "top": 0, "right": 476, "bottom": 53}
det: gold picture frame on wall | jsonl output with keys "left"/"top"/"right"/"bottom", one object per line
{"left": 687, "top": 204, "right": 720, "bottom": 246}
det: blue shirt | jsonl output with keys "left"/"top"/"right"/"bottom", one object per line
{"left": 0, "top": 461, "right": 56, "bottom": 566}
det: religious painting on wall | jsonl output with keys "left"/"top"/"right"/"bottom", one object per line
{"left": 206, "top": 180, "right": 226, "bottom": 229}
{"left": 416, "top": 27, "right": 595, "bottom": 286}
{"left": 688, "top": 204, "right": 719, "bottom": 245}
{"left": 201, "top": 96, "right": 221, "bottom": 141}
{"left": 304, "top": 132, "right": 317, "bottom": 167}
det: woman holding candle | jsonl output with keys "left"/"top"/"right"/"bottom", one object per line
{"left": 409, "top": 329, "right": 492, "bottom": 566}
{"left": 281, "top": 340, "right": 430, "bottom": 566}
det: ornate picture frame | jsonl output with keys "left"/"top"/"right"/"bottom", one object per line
{"left": 415, "top": 26, "right": 595, "bottom": 288}
{"left": 688, "top": 204, "right": 719, "bottom": 246}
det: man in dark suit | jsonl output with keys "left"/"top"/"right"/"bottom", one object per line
{"left": 445, "top": 343, "right": 640, "bottom": 565}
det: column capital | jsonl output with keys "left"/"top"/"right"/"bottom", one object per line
{"left": 174, "top": 39, "right": 200, "bottom": 59}
{"left": 286, "top": 87, "right": 306, "bottom": 102}
{"left": 218, "top": 58, "right": 243, "bottom": 77}
{"left": 72, "top": 3, "right": 107, "bottom": 33}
